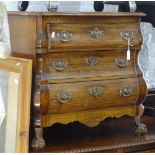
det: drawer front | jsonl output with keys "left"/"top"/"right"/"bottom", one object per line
{"left": 47, "top": 23, "right": 142, "bottom": 52}
{"left": 47, "top": 78, "right": 139, "bottom": 114}
{"left": 45, "top": 50, "right": 136, "bottom": 83}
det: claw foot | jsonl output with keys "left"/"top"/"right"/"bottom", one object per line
{"left": 32, "top": 137, "right": 45, "bottom": 150}
{"left": 135, "top": 123, "right": 147, "bottom": 135}
{"left": 32, "top": 127, "right": 45, "bottom": 150}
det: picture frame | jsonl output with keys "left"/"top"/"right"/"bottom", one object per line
{"left": 0, "top": 57, "right": 32, "bottom": 153}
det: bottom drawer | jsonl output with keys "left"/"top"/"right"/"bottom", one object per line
{"left": 47, "top": 78, "right": 139, "bottom": 114}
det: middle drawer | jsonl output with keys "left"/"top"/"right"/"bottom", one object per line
{"left": 44, "top": 50, "right": 136, "bottom": 83}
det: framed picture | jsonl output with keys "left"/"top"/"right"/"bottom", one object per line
{"left": 0, "top": 57, "right": 32, "bottom": 153}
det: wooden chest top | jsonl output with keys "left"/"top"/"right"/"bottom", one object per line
{"left": 44, "top": 12, "right": 145, "bottom": 52}
{"left": 8, "top": 12, "right": 145, "bottom": 54}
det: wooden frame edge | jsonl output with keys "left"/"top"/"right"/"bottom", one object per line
{"left": 0, "top": 57, "right": 32, "bottom": 152}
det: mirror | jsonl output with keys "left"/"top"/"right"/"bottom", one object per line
{"left": 0, "top": 57, "right": 32, "bottom": 153}
{"left": 0, "top": 70, "right": 19, "bottom": 152}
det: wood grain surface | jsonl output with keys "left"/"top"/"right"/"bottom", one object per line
{"left": 47, "top": 78, "right": 139, "bottom": 114}
{"left": 44, "top": 50, "right": 136, "bottom": 83}
{"left": 47, "top": 23, "right": 142, "bottom": 51}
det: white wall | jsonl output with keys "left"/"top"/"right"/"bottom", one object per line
{"left": 4, "top": 1, "right": 94, "bottom": 12}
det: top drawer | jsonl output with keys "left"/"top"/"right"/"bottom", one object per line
{"left": 46, "top": 23, "right": 142, "bottom": 52}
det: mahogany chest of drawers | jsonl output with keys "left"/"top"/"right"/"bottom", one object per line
{"left": 8, "top": 12, "right": 147, "bottom": 150}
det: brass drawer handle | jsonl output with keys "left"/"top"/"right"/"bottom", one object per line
{"left": 55, "top": 31, "right": 72, "bottom": 42}
{"left": 85, "top": 56, "right": 97, "bottom": 66}
{"left": 53, "top": 60, "right": 67, "bottom": 71}
{"left": 120, "top": 87, "right": 133, "bottom": 97}
{"left": 89, "top": 86, "right": 103, "bottom": 97}
{"left": 120, "top": 31, "right": 133, "bottom": 41}
{"left": 89, "top": 27, "right": 104, "bottom": 39}
{"left": 115, "top": 57, "right": 128, "bottom": 67}
{"left": 57, "top": 91, "right": 72, "bottom": 103}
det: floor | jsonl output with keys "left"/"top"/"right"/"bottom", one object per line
{"left": 30, "top": 115, "right": 155, "bottom": 153}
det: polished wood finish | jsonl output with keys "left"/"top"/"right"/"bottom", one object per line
{"left": 8, "top": 11, "right": 145, "bottom": 16}
{"left": 47, "top": 78, "right": 139, "bottom": 115}
{"left": 42, "top": 106, "right": 136, "bottom": 128}
{"left": 47, "top": 23, "right": 142, "bottom": 52}
{"left": 8, "top": 12, "right": 147, "bottom": 150}
{"left": 44, "top": 50, "right": 136, "bottom": 83}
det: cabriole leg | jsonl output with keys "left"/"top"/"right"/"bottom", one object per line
{"left": 32, "top": 113, "right": 45, "bottom": 150}
{"left": 32, "top": 127, "right": 45, "bottom": 150}
{"left": 134, "top": 104, "right": 147, "bottom": 135}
